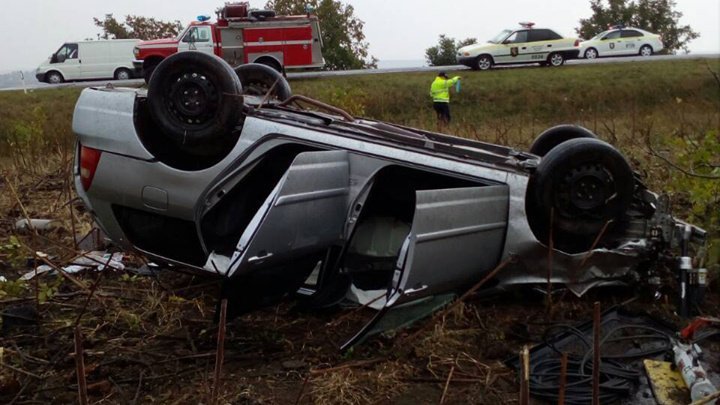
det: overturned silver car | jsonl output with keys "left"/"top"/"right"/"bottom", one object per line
{"left": 73, "top": 52, "right": 705, "bottom": 348}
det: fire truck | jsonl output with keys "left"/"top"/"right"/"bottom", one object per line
{"left": 133, "top": 2, "right": 324, "bottom": 82}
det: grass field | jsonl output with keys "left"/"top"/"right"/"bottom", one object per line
{"left": 0, "top": 58, "right": 718, "bottom": 404}
{"left": 2, "top": 58, "right": 718, "bottom": 235}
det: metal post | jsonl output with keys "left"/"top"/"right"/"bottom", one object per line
{"left": 211, "top": 299, "right": 228, "bottom": 405}
{"left": 558, "top": 352, "right": 568, "bottom": 405}
{"left": 592, "top": 302, "right": 601, "bottom": 405}
{"left": 519, "top": 345, "right": 530, "bottom": 405}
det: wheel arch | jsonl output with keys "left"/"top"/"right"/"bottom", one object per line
{"left": 251, "top": 55, "right": 283, "bottom": 72}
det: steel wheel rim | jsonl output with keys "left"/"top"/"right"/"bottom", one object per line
{"left": 551, "top": 54, "right": 563, "bottom": 66}
{"left": 586, "top": 49, "right": 597, "bottom": 59}
{"left": 48, "top": 74, "right": 61, "bottom": 84}
{"left": 118, "top": 71, "right": 130, "bottom": 80}
{"left": 165, "top": 72, "right": 219, "bottom": 125}
{"left": 641, "top": 46, "right": 651, "bottom": 56}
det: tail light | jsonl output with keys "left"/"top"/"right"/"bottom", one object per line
{"left": 79, "top": 145, "right": 102, "bottom": 191}
{"left": 574, "top": 39, "right": 581, "bottom": 47}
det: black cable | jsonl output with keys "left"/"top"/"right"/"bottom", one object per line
{"left": 526, "top": 322, "right": 675, "bottom": 405}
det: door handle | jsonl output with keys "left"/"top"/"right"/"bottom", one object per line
{"left": 247, "top": 252, "right": 273, "bottom": 263}
{"left": 547, "top": 44, "right": 552, "bottom": 47}
{"left": 521, "top": 47, "right": 527, "bottom": 50}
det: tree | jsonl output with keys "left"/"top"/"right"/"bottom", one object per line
{"left": 265, "top": 0, "right": 376, "bottom": 69}
{"left": 577, "top": 0, "right": 699, "bottom": 53}
{"left": 425, "top": 35, "right": 477, "bottom": 66}
{"left": 94, "top": 14, "right": 184, "bottom": 41}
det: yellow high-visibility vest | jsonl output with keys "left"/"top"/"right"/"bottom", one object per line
{"left": 430, "top": 76, "right": 460, "bottom": 103}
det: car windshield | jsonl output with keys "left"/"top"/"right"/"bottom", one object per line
{"left": 489, "top": 29, "right": 512, "bottom": 44}
{"left": 591, "top": 30, "right": 612, "bottom": 40}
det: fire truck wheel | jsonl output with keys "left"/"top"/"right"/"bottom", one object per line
{"left": 529, "top": 125, "right": 598, "bottom": 157}
{"left": 234, "top": 63, "right": 292, "bottom": 101}
{"left": 147, "top": 52, "right": 243, "bottom": 146}
{"left": 525, "top": 138, "right": 634, "bottom": 253}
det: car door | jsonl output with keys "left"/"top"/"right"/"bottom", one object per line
{"left": 54, "top": 43, "right": 82, "bottom": 81}
{"left": 225, "top": 150, "right": 350, "bottom": 277}
{"left": 620, "top": 29, "right": 643, "bottom": 55}
{"left": 526, "top": 29, "right": 555, "bottom": 63}
{"left": 342, "top": 185, "right": 509, "bottom": 349}
{"left": 599, "top": 30, "right": 622, "bottom": 56}
{"left": 498, "top": 30, "right": 529, "bottom": 63}
{"left": 178, "top": 25, "right": 215, "bottom": 55}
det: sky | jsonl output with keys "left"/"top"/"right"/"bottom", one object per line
{"left": 2, "top": 0, "right": 718, "bottom": 73}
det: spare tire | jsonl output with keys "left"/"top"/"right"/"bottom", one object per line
{"left": 526, "top": 138, "right": 634, "bottom": 252}
{"left": 234, "top": 63, "right": 292, "bottom": 102}
{"left": 147, "top": 52, "right": 243, "bottom": 146}
{"left": 529, "top": 125, "right": 598, "bottom": 157}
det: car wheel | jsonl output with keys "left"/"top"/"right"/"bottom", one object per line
{"left": 147, "top": 52, "right": 243, "bottom": 147}
{"left": 474, "top": 55, "right": 493, "bottom": 71}
{"left": 529, "top": 125, "right": 598, "bottom": 157}
{"left": 46, "top": 71, "right": 64, "bottom": 84}
{"left": 234, "top": 63, "right": 292, "bottom": 101}
{"left": 114, "top": 68, "right": 132, "bottom": 81}
{"left": 639, "top": 45, "right": 653, "bottom": 57}
{"left": 526, "top": 138, "right": 634, "bottom": 252}
{"left": 584, "top": 48, "right": 598, "bottom": 59}
{"left": 548, "top": 52, "right": 565, "bottom": 67}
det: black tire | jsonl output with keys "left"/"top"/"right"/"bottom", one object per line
{"left": 114, "top": 68, "right": 132, "bottom": 81}
{"left": 147, "top": 52, "right": 243, "bottom": 146}
{"left": 234, "top": 63, "right": 292, "bottom": 101}
{"left": 474, "top": 55, "right": 493, "bottom": 71}
{"left": 548, "top": 52, "right": 565, "bottom": 67}
{"left": 529, "top": 125, "right": 598, "bottom": 157}
{"left": 46, "top": 71, "right": 64, "bottom": 84}
{"left": 526, "top": 138, "right": 634, "bottom": 252}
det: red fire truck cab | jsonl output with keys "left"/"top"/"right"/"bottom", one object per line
{"left": 133, "top": 2, "right": 324, "bottom": 82}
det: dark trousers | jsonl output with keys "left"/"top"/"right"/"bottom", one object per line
{"left": 433, "top": 102, "right": 451, "bottom": 124}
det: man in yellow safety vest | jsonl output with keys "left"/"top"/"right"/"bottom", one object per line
{"left": 429, "top": 71, "right": 461, "bottom": 126}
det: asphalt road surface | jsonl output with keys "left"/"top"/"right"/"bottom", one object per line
{"left": 2, "top": 53, "right": 717, "bottom": 92}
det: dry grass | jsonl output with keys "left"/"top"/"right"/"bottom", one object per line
{"left": 0, "top": 59, "right": 718, "bottom": 403}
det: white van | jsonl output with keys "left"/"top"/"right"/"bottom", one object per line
{"left": 36, "top": 39, "right": 140, "bottom": 84}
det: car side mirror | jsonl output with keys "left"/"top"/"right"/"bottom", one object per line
{"left": 50, "top": 54, "right": 58, "bottom": 63}
{"left": 56, "top": 54, "right": 66, "bottom": 63}
{"left": 502, "top": 39, "right": 510, "bottom": 44}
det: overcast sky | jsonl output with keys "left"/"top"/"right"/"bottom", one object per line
{"left": 3, "top": 0, "right": 718, "bottom": 72}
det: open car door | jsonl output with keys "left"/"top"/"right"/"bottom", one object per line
{"left": 226, "top": 150, "right": 350, "bottom": 277}
{"left": 342, "top": 185, "right": 509, "bottom": 350}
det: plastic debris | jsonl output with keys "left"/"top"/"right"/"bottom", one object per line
{"left": 20, "top": 251, "right": 124, "bottom": 281}
{"left": 14, "top": 218, "right": 60, "bottom": 232}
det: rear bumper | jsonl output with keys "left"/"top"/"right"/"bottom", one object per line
{"left": 563, "top": 49, "right": 581, "bottom": 60}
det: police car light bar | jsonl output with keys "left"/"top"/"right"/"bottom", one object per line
{"left": 519, "top": 21, "right": 535, "bottom": 29}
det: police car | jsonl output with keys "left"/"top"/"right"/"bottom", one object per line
{"left": 578, "top": 26, "right": 664, "bottom": 59}
{"left": 457, "top": 22, "right": 580, "bottom": 71}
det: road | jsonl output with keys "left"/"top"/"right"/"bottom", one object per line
{"left": 2, "top": 53, "right": 717, "bottom": 92}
